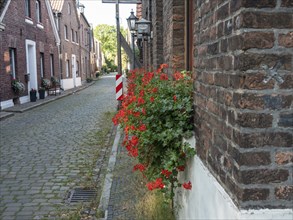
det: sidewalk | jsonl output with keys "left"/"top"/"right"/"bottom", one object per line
{"left": 0, "top": 81, "right": 95, "bottom": 121}
{"left": 98, "top": 126, "right": 149, "bottom": 220}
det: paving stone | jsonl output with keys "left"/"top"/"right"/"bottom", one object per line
{"left": 0, "top": 76, "right": 116, "bottom": 219}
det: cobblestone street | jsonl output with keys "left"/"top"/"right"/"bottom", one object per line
{"left": 0, "top": 74, "right": 117, "bottom": 220}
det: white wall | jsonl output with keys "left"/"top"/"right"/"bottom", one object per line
{"left": 61, "top": 78, "right": 74, "bottom": 90}
{"left": 175, "top": 136, "right": 293, "bottom": 220}
{"left": 75, "top": 77, "right": 81, "bottom": 87}
{"left": 0, "top": 99, "right": 14, "bottom": 109}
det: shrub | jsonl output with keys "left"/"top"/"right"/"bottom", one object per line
{"left": 112, "top": 64, "right": 195, "bottom": 199}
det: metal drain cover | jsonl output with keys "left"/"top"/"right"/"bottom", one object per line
{"left": 66, "top": 188, "right": 97, "bottom": 204}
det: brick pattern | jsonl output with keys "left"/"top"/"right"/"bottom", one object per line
{"left": 0, "top": 0, "right": 58, "bottom": 101}
{"left": 194, "top": 0, "right": 293, "bottom": 209}
{"left": 141, "top": 0, "right": 185, "bottom": 74}
{"left": 58, "top": 0, "right": 80, "bottom": 80}
{"left": 151, "top": 0, "right": 164, "bottom": 69}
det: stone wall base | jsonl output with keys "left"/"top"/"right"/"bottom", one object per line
{"left": 175, "top": 137, "right": 293, "bottom": 220}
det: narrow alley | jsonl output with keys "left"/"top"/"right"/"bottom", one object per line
{"left": 0, "top": 75, "right": 117, "bottom": 220}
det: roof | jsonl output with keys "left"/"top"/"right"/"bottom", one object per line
{"left": 49, "top": 0, "right": 64, "bottom": 12}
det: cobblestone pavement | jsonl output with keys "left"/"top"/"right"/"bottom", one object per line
{"left": 0, "top": 74, "right": 117, "bottom": 220}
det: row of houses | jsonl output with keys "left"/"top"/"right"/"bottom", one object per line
{"left": 0, "top": 0, "right": 103, "bottom": 109}
{"left": 136, "top": 0, "right": 292, "bottom": 219}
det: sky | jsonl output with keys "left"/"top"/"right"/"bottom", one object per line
{"left": 79, "top": 0, "right": 137, "bottom": 28}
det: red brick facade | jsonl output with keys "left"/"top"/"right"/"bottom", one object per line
{"left": 140, "top": 0, "right": 293, "bottom": 209}
{"left": 0, "top": 0, "right": 58, "bottom": 103}
{"left": 52, "top": 0, "right": 80, "bottom": 81}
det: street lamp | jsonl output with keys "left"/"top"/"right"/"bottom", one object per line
{"left": 127, "top": 9, "right": 138, "bottom": 70}
{"left": 136, "top": 18, "right": 151, "bottom": 69}
{"left": 136, "top": 18, "right": 151, "bottom": 36}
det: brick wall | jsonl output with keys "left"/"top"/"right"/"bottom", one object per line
{"left": 194, "top": 0, "right": 292, "bottom": 209}
{"left": 58, "top": 0, "right": 80, "bottom": 80}
{"left": 151, "top": 0, "right": 163, "bottom": 69}
{"left": 142, "top": 0, "right": 185, "bottom": 74}
{"left": 0, "top": 0, "right": 58, "bottom": 102}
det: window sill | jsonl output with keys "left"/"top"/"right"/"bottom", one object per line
{"left": 37, "top": 23, "right": 44, "bottom": 29}
{"left": 25, "top": 18, "right": 34, "bottom": 25}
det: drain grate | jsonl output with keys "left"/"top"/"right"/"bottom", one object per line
{"left": 66, "top": 188, "right": 97, "bottom": 204}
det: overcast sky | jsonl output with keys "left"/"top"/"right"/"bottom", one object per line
{"left": 79, "top": 0, "right": 136, "bottom": 28}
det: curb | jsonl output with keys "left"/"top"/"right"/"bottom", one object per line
{"left": 0, "top": 111, "right": 14, "bottom": 121}
{"left": 98, "top": 125, "right": 121, "bottom": 220}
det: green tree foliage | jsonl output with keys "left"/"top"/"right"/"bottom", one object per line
{"left": 94, "top": 24, "right": 128, "bottom": 70}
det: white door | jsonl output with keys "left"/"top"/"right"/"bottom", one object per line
{"left": 25, "top": 40, "right": 38, "bottom": 93}
{"left": 72, "top": 54, "right": 76, "bottom": 87}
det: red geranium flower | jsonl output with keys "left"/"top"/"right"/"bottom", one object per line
{"left": 139, "top": 124, "right": 147, "bottom": 131}
{"left": 173, "top": 95, "right": 177, "bottom": 101}
{"left": 173, "top": 71, "right": 184, "bottom": 80}
{"left": 177, "top": 165, "right": 185, "bottom": 171}
{"left": 161, "top": 169, "right": 172, "bottom": 178}
{"left": 183, "top": 181, "right": 192, "bottom": 190}
{"left": 133, "top": 163, "right": 145, "bottom": 172}
{"left": 160, "top": 73, "right": 168, "bottom": 80}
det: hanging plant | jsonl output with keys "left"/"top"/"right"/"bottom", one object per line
{"left": 11, "top": 78, "right": 25, "bottom": 94}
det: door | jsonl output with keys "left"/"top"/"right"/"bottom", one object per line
{"left": 25, "top": 40, "right": 38, "bottom": 94}
{"left": 72, "top": 54, "right": 76, "bottom": 87}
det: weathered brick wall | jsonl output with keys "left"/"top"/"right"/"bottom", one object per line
{"left": 151, "top": 0, "right": 163, "bottom": 69}
{"left": 194, "top": 0, "right": 293, "bottom": 209}
{"left": 58, "top": 0, "right": 80, "bottom": 80}
{"left": 0, "top": 0, "right": 58, "bottom": 102}
{"left": 162, "top": 0, "right": 185, "bottom": 74}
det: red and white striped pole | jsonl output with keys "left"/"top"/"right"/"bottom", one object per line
{"left": 116, "top": 74, "right": 123, "bottom": 101}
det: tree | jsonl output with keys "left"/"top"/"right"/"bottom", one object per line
{"left": 94, "top": 24, "right": 128, "bottom": 71}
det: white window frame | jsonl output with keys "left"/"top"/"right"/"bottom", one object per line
{"left": 66, "top": 60, "right": 70, "bottom": 78}
{"left": 75, "top": 31, "right": 78, "bottom": 44}
{"left": 25, "top": 0, "right": 31, "bottom": 18}
{"left": 50, "top": 54, "right": 54, "bottom": 76}
{"left": 9, "top": 48, "right": 16, "bottom": 78}
{"left": 68, "top": 3, "right": 71, "bottom": 14}
{"left": 71, "top": 29, "right": 74, "bottom": 42}
{"left": 64, "top": 25, "right": 68, "bottom": 40}
{"left": 40, "top": 53, "right": 44, "bottom": 78}
{"left": 36, "top": 0, "right": 41, "bottom": 23}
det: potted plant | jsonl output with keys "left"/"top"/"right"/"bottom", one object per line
{"left": 38, "top": 87, "right": 45, "bottom": 99}
{"left": 30, "top": 88, "right": 37, "bottom": 102}
{"left": 11, "top": 78, "right": 25, "bottom": 95}
{"left": 41, "top": 78, "right": 51, "bottom": 90}
{"left": 50, "top": 76, "right": 60, "bottom": 87}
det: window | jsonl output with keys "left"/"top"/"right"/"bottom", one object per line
{"left": 84, "top": 29, "right": 87, "bottom": 45}
{"left": 55, "top": 16, "right": 59, "bottom": 30}
{"left": 9, "top": 48, "right": 17, "bottom": 78}
{"left": 36, "top": 0, "right": 41, "bottom": 23}
{"left": 66, "top": 60, "right": 70, "bottom": 77}
{"left": 40, "top": 53, "right": 44, "bottom": 78}
{"left": 68, "top": 2, "right": 71, "bottom": 14}
{"left": 71, "top": 29, "right": 74, "bottom": 42}
{"left": 75, "top": 31, "right": 78, "bottom": 43}
{"left": 50, "top": 54, "right": 54, "bottom": 76}
{"left": 25, "top": 0, "right": 31, "bottom": 17}
{"left": 64, "top": 25, "right": 68, "bottom": 39}
{"left": 81, "top": 25, "right": 84, "bottom": 44}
